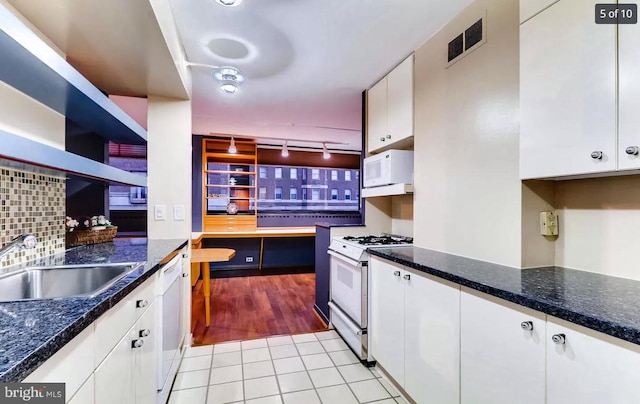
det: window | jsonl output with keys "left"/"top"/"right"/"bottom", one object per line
{"left": 312, "top": 189, "right": 320, "bottom": 200}
{"left": 345, "top": 171, "right": 351, "bottom": 181}
{"left": 331, "top": 170, "right": 338, "bottom": 180}
{"left": 259, "top": 167, "right": 267, "bottom": 179}
{"left": 256, "top": 165, "right": 359, "bottom": 212}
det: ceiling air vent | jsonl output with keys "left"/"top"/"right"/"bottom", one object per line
{"left": 447, "top": 14, "right": 486, "bottom": 67}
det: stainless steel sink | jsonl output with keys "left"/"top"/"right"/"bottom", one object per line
{"left": 0, "top": 262, "right": 143, "bottom": 302}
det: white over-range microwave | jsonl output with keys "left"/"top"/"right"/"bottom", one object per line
{"left": 363, "top": 149, "right": 414, "bottom": 188}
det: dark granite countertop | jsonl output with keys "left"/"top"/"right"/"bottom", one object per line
{"left": 0, "top": 238, "right": 188, "bottom": 382}
{"left": 368, "top": 246, "right": 640, "bottom": 345}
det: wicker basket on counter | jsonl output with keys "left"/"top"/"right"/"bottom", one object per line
{"left": 65, "top": 226, "right": 118, "bottom": 248}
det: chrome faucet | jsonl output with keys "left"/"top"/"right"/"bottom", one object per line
{"left": 0, "top": 234, "right": 38, "bottom": 261}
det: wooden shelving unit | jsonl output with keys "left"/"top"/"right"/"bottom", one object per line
{"left": 202, "top": 138, "right": 257, "bottom": 231}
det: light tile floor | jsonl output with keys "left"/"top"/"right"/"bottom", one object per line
{"left": 169, "top": 330, "right": 408, "bottom": 404}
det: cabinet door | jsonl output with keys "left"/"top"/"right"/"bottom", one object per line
{"left": 370, "top": 257, "right": 405, "bottom": 385}
{"left": 386, "top": 54, "right": 414, "bottom": 146}
{"left": 461, "top": 290, "right": 545, "bottom": 404}
{"left": 367, "top": 77, "right": 388, "bottom": 154}
{"left": 520, "top": 0, "right": 616, "bottom": 179}
{"left": 404, "top": 271, "right": 460, "bottom": 404}
{"left": 134, "top": 300, "right": 158, "bottom": 404}
{"left": 68, "top": 375, "right": 94, "bottom": 404}
{"left": 618, "top": 23, "right": 640, "bottom": 170}
{"left": 95, "top": 329, "right": 135, "bottom": 404}
{"left": 546, "top": 317, "right": 640, "bottom": 404}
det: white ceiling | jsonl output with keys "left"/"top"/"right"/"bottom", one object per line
{"left": 168, "top": 0, "right": 473, "bottom": 151}
{"left": 5, "top": 0, "right": 473, "bottom": 151}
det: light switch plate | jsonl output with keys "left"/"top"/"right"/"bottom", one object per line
{"left": 173, "top": 205, "right": 185, "bottom": 221}
{"left": 154, "top": 205, "right": 166, "bottom": 221}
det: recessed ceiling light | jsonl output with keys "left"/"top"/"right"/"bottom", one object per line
{"left": 220, "top": 82, "right": 238, "bottom": 94}
{"left": 213, "top": 66, "right": 244, "bottom": 94}
{"left": 215, "top": 0, "right": 243, "bottom": 7}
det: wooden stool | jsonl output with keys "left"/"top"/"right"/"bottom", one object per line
{"left": 191, "top": 248, "right": 235, "bottom": 326}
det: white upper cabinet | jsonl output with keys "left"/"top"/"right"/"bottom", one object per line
{"left": 367, "top": 54, "right": 414, "bottom": 154}
{"left": 520, "top": 0, "right": 617, "bottom": 179}
{"left": 368, "top": 78, "right": 389, "bottom": 155}
{"left": 461, "top": 289, "right": 546, "bottom": 404}
{"left": 546, "top": 317, "right": 640, "bottom": 404}
{"left": 618, "top": 22, "right": 640, "bottom": 170}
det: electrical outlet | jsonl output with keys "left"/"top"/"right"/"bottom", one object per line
{"left": 246, "top": 257, "right": 254, "bottom": 263}
{"left": 540, "top": 211, "right": 558, "bottom": 236}
{"left": 154, "top": 205, "right": 166, "bottom": 221}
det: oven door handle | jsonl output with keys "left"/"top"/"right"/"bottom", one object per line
{"left": 327, "top": 250, "right": 363, "bottom": 268}
{"left": 328, "top": 301, "right": 363, "bottom": 336}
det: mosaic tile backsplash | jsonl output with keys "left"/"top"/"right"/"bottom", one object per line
{"left": 0, "top": 166, "right": 66, "bottom": 268}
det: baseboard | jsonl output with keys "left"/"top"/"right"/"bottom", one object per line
{"left": 313, "top": 304, "right": 330, "bottom": 325}
{"left": 211, "top": 265, "right": 314, "bottom": 278}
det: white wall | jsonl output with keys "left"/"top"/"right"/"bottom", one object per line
{"left": 413, "top": 0, "right": 523, "bottom": 267}
{"left": 554, "top": 176, "right": 640, "bottom": 280}
{"left": 391, "top": 195, "right": 413, "bottom": 237}
{"left": 147, "top": 95, "right": 192, "bottom": 239}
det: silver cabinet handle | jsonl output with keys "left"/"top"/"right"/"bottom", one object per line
{"left": 626, "top": 146, "right": 639, "bottom": 155}
{"left": 403, "top": 274, "right": 411, "bottom": 280}
{"left": 182, "top": 273, "right": 189, "bottom": 277}
{"left": 136, "top": 299, "right": 148, "bottom": 308}
{"left": 521, "top": 321, "right": 534, "bottom": 331}
{"left": 139, "top": 329, "right": 151, "bottom": 338}
{"left": 552, "top": 333, "right": 566, "bottom": 345}
{"left": 386, "top": 134, "right": 391, "bottom": 139}
{"left": 182, "top": 253, "right": 189, "bottom": 258}
{"left": 380, "top": 137, "right": 385, "bottom": 142}
{"left": 591, "top": 151, "right": 603, "bottom": 160}
{"left": 132, "top": 339, "right": 144, "bottom": 349}
{"left": 393, "top": 270, "right": 401, "bottom": 276}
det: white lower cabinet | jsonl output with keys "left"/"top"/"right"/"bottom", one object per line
{"left": 370, "top": 257, "right": 460, "bottom": 404}
{"left": 460, "top": 288, "right": 545, "bottom": 404}
{"left": 95, "top": 299, "right": 157, "bottom": 404}
{"left": 69, "top": 374, "right": 94, "bottom": 404}
{"left": 546, "top": 317, "right": 640, "bottom": 404}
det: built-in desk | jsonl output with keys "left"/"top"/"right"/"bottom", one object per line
{"left": 191, "top": 227, "right": 316, "bottom": 276}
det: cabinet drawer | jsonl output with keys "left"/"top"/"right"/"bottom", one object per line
{"left": 24, "top": 325, "right": 94, "bottom": 401}
{"left": 204, "top": 216, "right": 256, "bottom": 231}
{"left": 68, "top": 374, "right": 94, "bottom": 404}
{"left": 94, "top": 274, "right": 157, "bottom": 366}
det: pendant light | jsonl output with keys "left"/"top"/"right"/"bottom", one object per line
{"left": 322, "top": 143, "right": 331, "bottom": 159}
{"left": 228, "top": 137, "right": 237, "bottom": 154}
{"left": 281, "top": 141, "right": 289, "bottom": 157}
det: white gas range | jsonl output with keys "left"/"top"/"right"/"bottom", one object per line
{"left": 327, "top": 234, "right": 413, "bottom": 364}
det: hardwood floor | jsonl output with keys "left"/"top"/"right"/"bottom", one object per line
{"left": 191, "top": 273, "right": 327, "bottom": 345}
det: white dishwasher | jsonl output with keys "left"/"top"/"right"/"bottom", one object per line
{"left": 157, "top": 253, "right": 183, "bottom": 403}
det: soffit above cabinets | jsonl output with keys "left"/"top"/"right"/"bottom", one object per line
{"left": 4, "top": 0, "right": 188, "bottom": 100}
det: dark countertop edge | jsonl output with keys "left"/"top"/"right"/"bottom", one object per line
{"left": 0, "top": 239, "right": 188, "bottom": 382}
{"left": 315, "top": 223, "right": 365, "bottom": 229}
{"left": 368, "top": 249, "right": 640, "bottom": 345}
